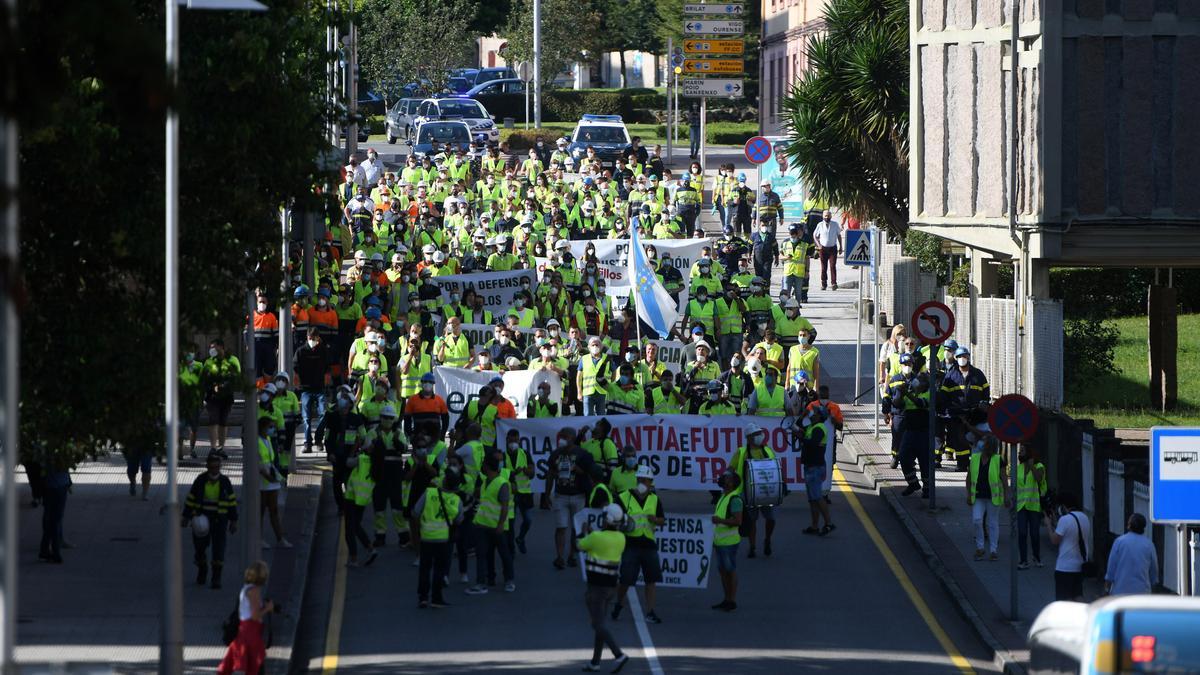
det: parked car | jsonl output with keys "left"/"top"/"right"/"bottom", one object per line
{"left": 357, "top": 89, "right": 386, "bottom": 116}
{"left": 566, "top": 114, "right": 631, "bottom": 168}
{"left": 446, "top": 77, "right": 473, "bottom": 94}
{"left": 471, "top": 67, "right": 516, "bottom": 88}
{"left": 465, "top": 78, "right": 526, "bottom": 97}
{"left": 407, "top": 120, "right": 473, "bottom": 160}
{"left": 412, "top": 96, "right": 499, "bottom": 145}
{"left": 384, "top": 97, "right": 425, "bottom": 145}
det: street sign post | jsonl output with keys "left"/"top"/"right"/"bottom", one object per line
{"left": 911, "top": 301, "right": 955, "bottom": 345}
{"left": 683, "top": 2, "right": 744, "bottom": 14}
{"left": 681, "top": 78, "right": 743, "bottom": 98}
{"left": 683, "top": 20, "right": 743, "bottom": 35}
{"left": 683, "top": 59, "right": 744, "bottom": 75}
{"left": 844, "top": 229, "right": 871, "bottom": 267}
{"left": 988, "top": 393, "right": 1040, "bottom": 620}
{"left": 1150, "top": 427, "right": 1200, "bottom": 597}
{"left": 683, "top": 39, "right": 744, "bottom": 55}
{"left": 671, "top": 52, "right": 686, "bottom": 68}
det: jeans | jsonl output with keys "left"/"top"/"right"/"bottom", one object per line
{"left": 782, "top": 274, "right": 808, "bottom": 303}
{"left": 474, "top": 524, "right": 514, "bottom": 585}
{"left": 507, "top": 493, "right": 534, "bottom": 550}
{"left": 418, "top": 540, "right": 451, "bottom": 602}
{"left": 679, "top": 206, "right": 699, "bottom": 234}
{"left": 972, "top": 500, "right": 1001, "bottom": 553}
{"left": 194, "top": 516, "right": 229, "bottom": 580}
{"left": 585, "top": 585, "right": 622, "bottom": 664}
{"left": 301, "top": 390, "right": 326, "bottom": 446}
{"left": 899, "top": 427, "right": 930, "bottom": 489}
{"left": 689, "top": 128, "right": 701, "bottom": 157}
{"left": 819, "top": 246, "right": 839, "bottom": 287}
{"left": 1017, "top": 509, "right": 1042, "bottom": 563}
{"left": 40, "top": 484, "right": 68, "bottom": 559}
{"left": 582, "top": 394, "right": 607, "bottom": 417}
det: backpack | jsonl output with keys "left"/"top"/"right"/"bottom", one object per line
{"left": 221, "top": 601, "right": 239, "bottom": 645}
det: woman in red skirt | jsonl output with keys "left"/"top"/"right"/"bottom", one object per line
{"left": 218, "top": 560, "right": 274, "bottom": 675}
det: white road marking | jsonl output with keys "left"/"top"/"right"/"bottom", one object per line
{"left": 625, "top": 588, "right": 665, "bottom": 675}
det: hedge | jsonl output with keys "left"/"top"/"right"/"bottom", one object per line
{"left": 653, "top": 122, "right": 758, "bottom": 145}
{"left": 1050, "top": 268, "right": 1200, "bottom": 319}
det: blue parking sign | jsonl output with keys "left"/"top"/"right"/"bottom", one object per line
{"left": 1150, "top": 427, "right": 1200, "bottom": 523}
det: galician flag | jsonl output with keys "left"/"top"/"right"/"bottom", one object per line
{"left": 629, "top": 217, "right": 679, "bottom": 338}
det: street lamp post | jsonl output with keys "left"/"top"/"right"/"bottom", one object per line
{"left": 163, "top": 1, "right": 266, "bottom": 672}
{"left": 532, "top": 0, "right": 541, "bottom": 128}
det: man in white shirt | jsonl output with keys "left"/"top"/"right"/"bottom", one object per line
{"left": 361, "top": 148, "right": 383, "bottom": 185}
{"left": 1046, "top": 492, "right": 1091, "bottom": 601}
{"left": 813, "top": 210, "right": 843, "bottom": 291}
{"left": 1104, "top": 513, "right": 1158, "bottom": 595}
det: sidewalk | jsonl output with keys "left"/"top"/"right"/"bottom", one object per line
{"left": 794, "top": 254, "right": 1098, "bottom": 674}
{"left": 16, "top": 401, "right": 325, "bottom": 674}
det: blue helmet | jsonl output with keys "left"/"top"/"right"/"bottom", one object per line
{"left": 954, "top": 347, "right": 971, "bottom": 358}
{"left": 899, "top": 353, "right": 913, "bottom": 365}
{"left": 794, "top": 370, "right": 810, "bottom": 383}
{"left": 318, "top": 287, "right": 332, "bottom": 298}
{"left": 738, "top": 172, "right": 747, "bottom": 181}
{"left": 582, "top": 177, "right": 594, "bottom": 186}
{"left": 943, "top": 338, "right": 959, "bottom": 352}
{"left": 293, "top": 285, "right": 310, "bottom": 298}
{"left": 365, "top": 307, "right": 382, "bottom": 320}
{"left": 420, "top": 372, "right": 435, "bottom": 384}
{"left": 365, "top": 296, "right": 383, "bottom": 307}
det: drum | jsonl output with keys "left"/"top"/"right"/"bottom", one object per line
{"left": 743, "top": 457, "right": 784, "bottom": 507}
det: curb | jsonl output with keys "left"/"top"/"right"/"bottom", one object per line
{"left": 842, "top": 430, "right": 1027, "bottom": 675}
{"left": 269, "top": 469, "right": 326, "bottom": 673}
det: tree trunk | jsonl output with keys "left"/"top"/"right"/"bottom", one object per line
{"left": 618, "top": 50, "right": 627, "bottom": 89}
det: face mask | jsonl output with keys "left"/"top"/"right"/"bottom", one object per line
{"left": 275, "top": 381, "right": 287, "bottom": 392}
{"left": 589, "top": 345, "right": 601, "bottom": 355}
{"left": 582, "top": 289, "right": 592, "bottom": 298}
{"left": 401, "top": 274, "right": 410, "bottom": 283}
{"left": 514, "top": 299, "right": 525, "bottom": 309}
{"left": 549, "top": 328, "right": 560, "bottom": 337}
{"left": 368, "top": 363, "right": 380, "bottom": 373}
{"left": 634, "top": 483, "right": 649, "bottom": 496}
{"left": 901, "top": 365, "right": 913, "bottom": 376}
{"left": 619, "top": 375, "right": 630, "bottom": 385}
{"left": 266, "top": 427, "right": 276, "bottom": 436}
{"left": 498, "top": 336, "right": 510, "bottom": 345}
{"left": 625, "top": 353, "right": 636, "bottom": 363}
{"left": 421, "top": 383, "right": 434, "bottom": 394}
{"left": 317, "top": 298, "right": 328, "bottom": 307}
{"left": 209, "top": 348, "right": 218, "bottom": 358}
{"left": 661, "top": 381, "right": 672, "bottom": 391}
{"left": 259, "top": 393, "right": 270, "bottom": 403}
{"left": 450, "top": 293, "right": 460, "bottom": 303}
{"left": 557, "top": 437, "right": 569, "bottom": 449}
{"left": 367, "top": 343, "right": 378, "bottom": 353}
{"left": 550, "top": 287, "right": 560, "bottom": 297}
{"left": 697, "top": 294, "right": 707, "bottom": 302}
{"left": 257, "top": 301, "right": 267, "bottom": 312}
{"left": 412, "top": 300, "right": 422, "bottom": 309}
{"left": 731, "top": 357, "right": 741, "bottom": 368}
{"left": 479, "top": 355, "right": 490, "bottom": 364}
{"left": 709, "top": 392, "right": 720, "bottom": 402}
{"left": 957, "top": 357, "right": 969, "bottom": 367}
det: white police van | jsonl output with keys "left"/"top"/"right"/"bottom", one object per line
{"left": 567, "top": 114, "right": 632, "bottom": 168}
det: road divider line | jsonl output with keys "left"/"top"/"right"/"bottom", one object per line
{"left": 833, "top": 466, "right": 976, "bottom": 675}
{"left": 625, "top": 589, "right": 664, "bottom": 675}
{"left": 321, "top": 520, "right": 349, "bottom": 674}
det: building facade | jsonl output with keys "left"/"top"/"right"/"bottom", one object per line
{"left": 759, "top": 0, "right": 828, "bottom": 135}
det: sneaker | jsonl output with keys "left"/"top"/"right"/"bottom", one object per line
{"left": 516, "top": 536, "right": 527, "bottom": 554}
{"left": 346, "top": 558, "right": 360, "bottom": 568}
{"left": 262, "top": 541, "right": 271, "bottom": 550}
{"left": 611, "top": 603, "right": 624, "bottom": 620}
{"left": 504, "top": 581, "right": 516, "bottom": 592}
{"left": 411, "top": 558, "right": 420, "bottom": 567}
{"left": 430, "top": 599, "right": 450, "bottom": 608}
{"left": 417, "top": 600, "right": 430, "bottom": 609}
{"left": 567, "top": 555, "right": 578, "bottom": 567}
{"left": 610, "top": 654, "right": 630, "bottom": 673}
{"left": 973, "top": 549, "right": 984, "bottom": 561}
{"left": 582, "top": 663, "right": 601, "bottom": 672}
{"left": 763, "top": 541, "right": 773, "bottom": 557}
{"left": 747, "top": 548, "right": 756, "bottom": 559}
{"left": 364, "top": 550, "right": 379, "bottom": 566}
{"left": 891, "top": 457, "right": 900, "bottom": 469}
{"left": 1017, "top": 562, "right": 1030, "bottom": 571}
{"left": 989, "top": 551, "right": 999, "bottom": 561}
{"left": 901, "top": 484, "right": 920, "bottom": 496}
{"left": 722, "top": 602, "right": 737, "bottom": 612}
{"left": 553, "top": 558, "right": 566, "bottom": 570}
{"left": 128, "top": 484, "right": 136, "bottom": 496}
{"left": 1033, "top": 558, "right": 1044, "bottom": 568}
{"left": 711, "top": 601, "right": 731, "bottom": 610}
{"left": 279, "top": 539, "right": 294, "bottom": 549}
{"left": 644, "top": 611, "right": 662, "bottom": 624}
{"left": 464, "top": 585, "right": 489, "bottom": 595}
{"left": 460, "top": 573, "right": 470, "bottom": 583}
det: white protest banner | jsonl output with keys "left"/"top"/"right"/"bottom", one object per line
{"left": 649, "top": 339, "right": 686, "bottom": 374}
{"left": 433, "top": 366, "right": 563, "bottom": 429}
{"left": 429, "top": 269, "right": 537, "bottom": 311}
{"left": 496, "top": 414, "right": 832, "bottom": 494}
{"left": 573, "top": 509, "right": 713, "bottom": 589}
{"left": 569, "top": 238, "right": 711, "bottom": 295}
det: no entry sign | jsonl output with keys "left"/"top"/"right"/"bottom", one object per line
{"left": 744, "top": 136, "right": 771, "bottom": 164}
{"left": 988, "top": 394, "right": 1040, "bottom": 444}
{"left": 911, "top": 301, "right": 955, "bottom": 345}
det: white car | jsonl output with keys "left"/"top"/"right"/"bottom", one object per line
{"left": 412, "top": 97, "right": 499, "bottom": 145}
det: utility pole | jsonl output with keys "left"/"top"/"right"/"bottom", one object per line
{"left": 242, "top": 290, "right": 261, "bottom": 567}
{"left": 533, "top": 0, "right": 541, "bottom": 128}
{"left": 278, "top": 206, "right": 292, "bottom": 376}
{"left": 1, "top": 0, "right": 20, "bottom": 667}
{"left": 347, "top": 0, "right": 359, "bottom": 158}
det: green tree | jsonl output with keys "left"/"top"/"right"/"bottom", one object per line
{"left": 596, "top": 0, "right": 663, "bottom": 88}
{"left": 781, "top": 0, "right": 908, "bottom": 237}
{"left": 7, "top": 0, "right": 335, "bottom": 468}
{"left": 358, "top": 0, "right": 477, "bottom": 102}
{"left": 503, "top": 0, "right": 600, "bottom": 92}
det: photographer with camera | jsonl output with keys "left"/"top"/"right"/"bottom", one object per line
{"left": 889, "top": 359, "right": 933, "bottom": 498}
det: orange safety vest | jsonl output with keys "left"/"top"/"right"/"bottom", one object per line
{"left": 253, "top": 311, "right": 279, "bottom": 340}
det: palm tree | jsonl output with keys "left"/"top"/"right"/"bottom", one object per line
{"left": 781, "top": 0, "right": 909, "bottom": 237}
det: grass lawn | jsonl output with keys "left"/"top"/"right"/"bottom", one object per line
{"left": 1064, "top": 314, "right": 1200, "bottom": 428}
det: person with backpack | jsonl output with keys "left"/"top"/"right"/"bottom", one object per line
{"left": 1045, "top": 492, "right": 1093, "bottom": 601}
{"left": 217, "top": 561, "right": 274, "bottom": 675}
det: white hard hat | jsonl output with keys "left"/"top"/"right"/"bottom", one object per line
{"left": 473, "top": 227, "right": 488, "bottom": 238}
{"left": 635, "top": 464, "right": 654, "bottom": 480}
{"left": 262, "top": 382, "right": 277, "bottom": 395}
{"left": 422, "top": 244, "right": 436, "bottom": 254}
{"left": 391, "top": 253, "right": 404, "bottom": 263}
{"left": 505, "top": 356, "right": 522, "bottom": 368}
{"left": 582, "top": 200, "right": 595, "bottom": 212}
{"left": 354, "top": 249, "right": 367, "bottom": 260}
{"left": 602, "top": 503, "right": 625, "bottom": 528}
{"left": 190, "top": 513, "right": 211, "bottom": 538}
{"left": 557, "top": 137, "right": 568, "bottom": 145}
{"left": 784, "top": 297, "right": 800, "bottom": 309}
{"left": 380, "top": 405, "right": 398, "bottom": 419}
{"left": 554, "top": 239, "right": 571, "bottom": 250}
{"left": 745, "top": 422, "right": 764, "bottom": 438}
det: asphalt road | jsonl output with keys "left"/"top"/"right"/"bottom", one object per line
{"left": 303, "top": 455, "right": 996, "bottom": 674}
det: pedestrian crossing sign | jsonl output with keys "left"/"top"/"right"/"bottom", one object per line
{"left": 844, "top": 229, "right": 871, "bottom": 267}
